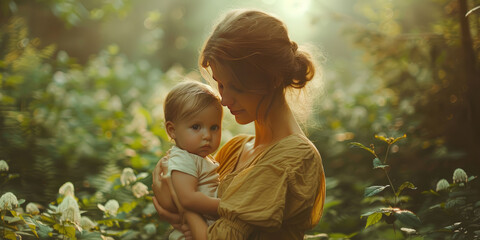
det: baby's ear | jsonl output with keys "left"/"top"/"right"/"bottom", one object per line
{"left": 165, "top": 121, "right": 175, "bottom": 139}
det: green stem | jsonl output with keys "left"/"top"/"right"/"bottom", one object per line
{"left": 384, "top": 169, "right": 397, "bottom": 207}
{"left": 393, "top": 222, "right": 397, "bottom": 239}
{"left": 1, "top": 211, "right": 5, "bottom": 239}
{"left": 384, "top": 144, "right": 391, "bottom": 164}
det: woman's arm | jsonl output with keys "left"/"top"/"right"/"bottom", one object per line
{"left": 171, "top": 170, "right": 220, "bottom": 217}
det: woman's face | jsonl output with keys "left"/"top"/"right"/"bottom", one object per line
{"left": 210, "top": 63, "right": 264, "bottom": 125}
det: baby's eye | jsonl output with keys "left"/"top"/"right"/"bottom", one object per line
{"left": 211, "top": 125, "right": 220, "bottom": 131}
{"left": 191, "top": 124, "right": 200, "bottom": 130}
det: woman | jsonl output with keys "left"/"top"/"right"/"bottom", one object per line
{"left": 153, "top": 9, "right": 325, "bottom": 240}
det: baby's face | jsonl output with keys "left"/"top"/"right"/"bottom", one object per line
{"left": 173, "top": 104, "right": 222, "bottom": 157}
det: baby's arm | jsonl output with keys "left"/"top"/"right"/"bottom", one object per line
{"left": 171, "top": 170, "right": 220, "bottom": 217}
{"left": 184, "top": 211, "right": 208, "bottom": 240}
{"left": 153, "top": 158, "right": 178, "bottom": 213}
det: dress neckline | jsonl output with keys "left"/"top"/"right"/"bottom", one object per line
{"left": 231, "top": 133, "right": 304, "bottom": 174}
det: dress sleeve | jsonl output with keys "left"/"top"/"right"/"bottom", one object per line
{"left": 207, "top": 163, "right": 289, "bottom": 239}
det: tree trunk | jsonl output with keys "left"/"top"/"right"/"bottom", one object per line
{"left": 458, "top": 0, "right": 480, "bottom": 169}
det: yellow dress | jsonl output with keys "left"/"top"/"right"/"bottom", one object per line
{"left": 207, "top": 134, "right": 326, "bottom": 240}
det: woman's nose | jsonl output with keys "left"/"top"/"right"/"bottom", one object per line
{"left": 220, "top": 93, "right": 233, "bottom": 107}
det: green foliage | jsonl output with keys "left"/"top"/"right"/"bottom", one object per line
{"left": 354, "top": 134, "right": 421, "bottom": 237}
{"left": 0, "top": 161, "right": 170, "bottom": 239}
{"left": 0, "top": 4, "right": 248, "bottom": 238}
{"left": 420, "top": 169, "right": 479, "bottom": 239}
{"left": 354, "top": 134, "right": 480, "bottom": 239}
{"left": 1, "top": 0, "right": 479, "bottom": 239}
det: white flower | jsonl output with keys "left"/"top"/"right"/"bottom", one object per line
{"left": 26, "top": 202, "right": 40, "bottom": 215}
{"left": 109, "top": 95, "right": 123, "bottom": 112}
{"left": 0, "top": 192, "right": 18, "bottom": 210}
{"left": 59, "top": 182, "right": 75, "bottom": 197}
{"left": 80, "top": 216, "right": 96, "bottom": 230}
{"left": 120, "top": 168, "right": 137, "bottom": 186}
{"left": 132, "top": 182, "right": 149, "bottom": 198}
{"left": 436, "top": 179, "right": 450, "bottom": 192}
{"left": 143, "top": 223, "right": 157, "bottom": 235}
{"left": 400, "top": 227, "right": 417, "bottom": 235}
{"left": 58, "top": 195, "right": 81, "bottom": 224}
{"left": 0, "top": 160, "right": 9, "bottom": 172}
{"left": 136, "top": 172, "right": 149, "bottom": 180}
{"left": 125, "top": 148, "right": 136, "bottom": 157}
{"left": 60, "top": 206, "right": 81, "bottom": 224}
{"left": 101, "top": 235, "right": 115, "bottom": 240}
{"left": 453, "top": 168, "right": 468, "bottom": 183}
{"left": 98, "top": 199, "right": 119, "bottom": 217}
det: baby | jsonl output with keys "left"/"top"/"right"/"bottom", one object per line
{"left": 155, "top": 81, "right": 222, "bottom": 240}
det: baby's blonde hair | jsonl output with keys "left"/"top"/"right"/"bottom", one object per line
{"left": 164, "top": 81, "right": 222, "bottom": 123}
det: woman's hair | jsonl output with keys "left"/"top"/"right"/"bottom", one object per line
{"left": 164, "top": 81, "right": 222, "bottom": 123}
{"left": 199, "top": 9, "right": 319, "bottom": 121}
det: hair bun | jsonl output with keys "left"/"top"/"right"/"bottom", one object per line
{"left": 290, "top": 41, "right": 298, "bottom": 52}
{"left": 290, "top": 49, "right": 315, "bottom": 89}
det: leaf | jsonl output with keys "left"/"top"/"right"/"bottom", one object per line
{"left": 77, "top": 231, "right": 103, "bottom": 240}
{"left": 5, "top": 230, "right": 17, "bottom": 240}
{"left": 28, "top": 223, "right": 39, "bottom": 238}
{"left": 394, "top": 210, "right": 421, "bottom": 228}
{"left": 375, "top": 135, "right": 388, "bottom": 143}
{"left": 364, "top": 185, "right": 390, "bottom": 197}
{"left": 41, "top": 214, "right": 56, "bottom": 224}
{"left": 396, "top": 181, "right": 417, "bottom": 197}
{"left": 391, "top": 134, "right": 407, "bottom": 144}
{"left": 467, "top": 175, "right": 477, "bottom": 182}
{"left": 349, "top": 142, "right": 376, "bottom": 156}
{"left": 4, "top": 216, "right": 23, "bottom": 224}
{"left": 421, "top": 189, "right": 440, "bottom": 196}
{"left": 373, "top": 158, "right": 389, "bottom": 170}
{"left": 365, "top": 212, "right": 382, "bottom": 228}
{"left": 119, "top": 201, "right": 138, "bottom": 214}
{"left": 36, "top": 224, "right": 53, "bottom": 238}
{"left": 375, "top": 134, "right": 406, "bottom": 144}
{"left": 54, "top": 224, "right": 77, "bottom": 239}
{"left": 361, "top": 210, "right": 377, "bottom": 218}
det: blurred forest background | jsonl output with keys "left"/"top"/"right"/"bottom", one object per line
{"left": 1, "top": 0, "right": 479, "bottom": 239}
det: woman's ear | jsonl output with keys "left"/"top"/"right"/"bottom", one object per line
{"left": 165, "top": 121, "right": 175, "bottom": 139}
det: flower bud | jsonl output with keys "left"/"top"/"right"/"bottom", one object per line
{"left": 0, "top": 160, "right": 9, "bottom": 172}
{"left": 58, "top": 195, "right": 80, "bottom": 224}
{"left": 453, "top": 168, "right": 468, "bottom": 183}
{"left": 60, "top": 206, "right": 81, "bottom": 224}
{"left": 98, "top": 199, "right": 120, "bottom": 217}
{"left": 132, "top": 182, "right": 149, "bottom": 198}
{"left": 26, "top": 202, "right": 40, "bottom": 215}
{"left": 144, "top": 223, "right": 157, "bottom": 235}
{"left": 120, "top": 168, "right": 137, "bottom": 186}
{"left": 59, "top": 182, "right": 75, "bottom": 197}
{"left": 436, "top": 179, "right": 450, "bottom": 192}
{"left": 0, "top": 192, "right": 18, "bottom": 210}
{"left": 80, "top": 216, "right": 96, "bottom": 230}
